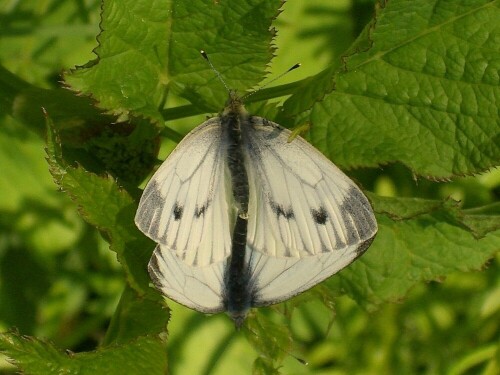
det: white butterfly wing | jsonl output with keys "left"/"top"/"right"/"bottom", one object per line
{"left": 148, "top": 238, "right": 373, "bottom": 313}
{"left": 135, "top": 118, "right": 234, "bottom": 266}
{"left": 246, "top": 239, "right": 373, "bottom": 306}
{"left": 149, "top": 244, "right": 226, "bottom": 313}
{"left": 245, "top": 117, "right": 377, "bottom": 259}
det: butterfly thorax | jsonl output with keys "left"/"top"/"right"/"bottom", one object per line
{"left": 221, "top": 93, "right": 250, "bottom": 215}
{"left": 222, "top": 90, "right": 246, "bottom": 118}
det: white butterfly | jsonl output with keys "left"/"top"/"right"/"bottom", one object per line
{"left": 135, "top": 81, "right": 377, "bottom": 327}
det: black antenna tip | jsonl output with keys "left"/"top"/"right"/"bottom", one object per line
{"left": 200, "top": 49, "right": 231, "bottom": 92}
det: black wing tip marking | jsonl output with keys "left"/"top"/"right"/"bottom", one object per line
{"left": 136, "top": 180, "right": 165, "bottom": 237}
{"left": 340, "top": 187, "right": 378, "bottom": 244}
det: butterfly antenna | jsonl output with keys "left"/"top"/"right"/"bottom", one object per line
{"left": 242, "top": 62, "right": 301, "bottom": 101}
{"left": 201, "top": 50, "right": 231, "bottom": 93}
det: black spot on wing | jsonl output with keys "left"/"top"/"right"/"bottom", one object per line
{"left": 195, "top": 201, "right": 210, "bottom": 218}
{"left": 173, "top": 203, "right": 183, "bottom": 220}
{"left": 270, "top": 201, "right": 294, "bottom": 220}
{"left": 311, "top": 207, "right": 328, "bottom": 225}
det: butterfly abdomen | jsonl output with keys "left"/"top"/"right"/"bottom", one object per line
{"left": 223, "top": 214, "right": 252, "bottom": 327}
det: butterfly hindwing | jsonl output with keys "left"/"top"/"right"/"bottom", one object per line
{"left": 244, "top": 117, "right": 377, "bottom": 259}
{"left": 246, "top": 238, "right": 374, "bottom": 306}
{"left": 148, "top": 237, "right": 375, "bottom": 313}
{"left": 135, "top": 118, "right": 234, "bottom": 266}
{"left": 149, "top": 244, "right": 226, "bottom": 313}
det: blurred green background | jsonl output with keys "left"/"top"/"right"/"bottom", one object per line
{"left": 0, "top": 0, "right": 498, "bottom": 374}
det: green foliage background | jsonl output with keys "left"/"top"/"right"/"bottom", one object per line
{"left": 0, "top": 0, "right": 499, "bottom": 374}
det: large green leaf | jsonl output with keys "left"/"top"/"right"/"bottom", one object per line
{"left": 65, "top": 0, "right": 283, "bottom": 122}
{"left": 306, "top": 0, "right": 500, "bottom": 178}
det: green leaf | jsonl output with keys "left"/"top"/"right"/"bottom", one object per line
{"left": 331, "top": 195, "right": 500, "bottom": 311}
{"left": 307, "top": 0, "right": 500, "bottom": 178}
{"left": 65, "top": 0, "right": 283, "bottom": 122}
{"left": 103, "top": 285, "right": 169, "bottom": 346}
{"left": 45, "top": 110, "right": 153, "bottom": 298}
{"left": 0, "top": 65, "right": 108, "bottom": 137}
{"left": 245, "top": 312, "right": 291, "bottom": 374}
{"left": 462, "top": 202, "right": 500, "bottom": 238}
{"left": 0, "top": 64, "right": 158, "bottom": 186}
{"left": 43, "top": 106, "right": 170, "bottom": 368}
{"left": 0, "top": 331, "right": 167, "bottom": 375}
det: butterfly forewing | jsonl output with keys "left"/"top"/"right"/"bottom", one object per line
{"left": 244, "top": 117, "right": 377, "bottom": 259}
{"left": 135, "top": 118, "right": 234, "bottom": 266}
